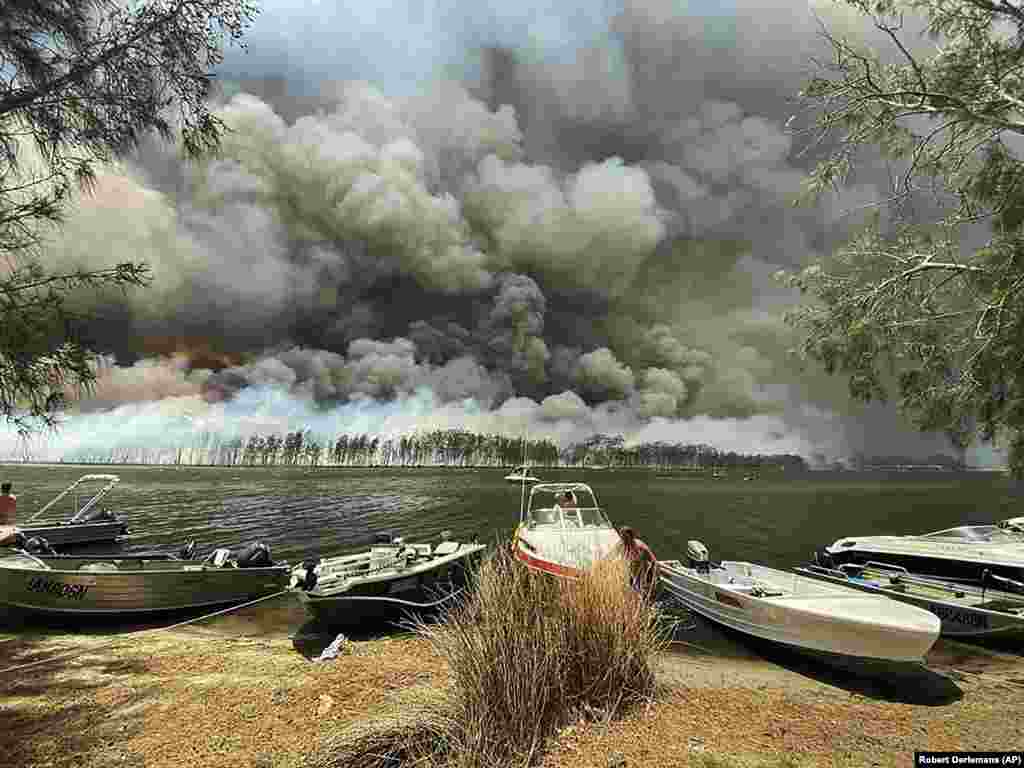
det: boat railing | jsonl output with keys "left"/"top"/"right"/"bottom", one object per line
{"left": 27, "top": 475, "right": 121, "bottom": 524}
{"left": 839, "top": 562, "right": 972, "bottom": 597}
{"left": 319, "top": 544, "right": 435, "bottom": 579}
{"left": 527, "top": 505, "right": 611, "bottom": 529}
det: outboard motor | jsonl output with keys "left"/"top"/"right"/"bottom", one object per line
{"left": 75, "top": 507, "right": 117, "bottom": 524}
{"left": 232, "top": 542, "right": 272, "bottom": 568}
{"left": 178, "top": 540, "right": 197, "bottom": 560}
{"left": 813, "top": 549, "right": 836, "bottom": 569}
{"left": 374, "top": 531, "right": 397, "bottom": 546}
{"left": 24, "top": 535, "right": 58, "bottom": 556}
{"left": 208, "top": 548, "right": 234, "bottom": 567}
{"left": 687, "top": 540, "right": 710, "bottom": 573}
{"left": 299, "top": 558, "right": 319, "bottom": 591}
{"left": 999, "top": 517, "right": 1024, "bottom": 534}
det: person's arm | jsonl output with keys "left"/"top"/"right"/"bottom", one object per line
{"left": 640, "top": 541, "right": 658, "bottom": 564}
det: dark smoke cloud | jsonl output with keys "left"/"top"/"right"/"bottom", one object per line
{"left": 0, "top": 0, "right": 986, "bottom": 464}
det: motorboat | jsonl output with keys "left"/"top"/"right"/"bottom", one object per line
{"left": 796, "top": 561, "right": 1024, "bottom": 639}
{"left": 290, "top": 531, "right": 487, "bottom": 627}
{"left": 658, "top": 541, "right": 940, "bottom": 666}
{"left": 13, "top": 475, "right": 128, "bottom": 548}
{"left": 0, "top": 541, "right": 290, "bottom": 618}
{"left": 512, "top": 482, "right": 623, "bottom": 579}
{"left": 504, "top": 466, "right": 541, "bottom": 483}
{"left": 822, "top": 517, "right": 1024, "bottom": 585}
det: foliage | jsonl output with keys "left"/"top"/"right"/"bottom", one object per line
{"left": 0, "top": 259, "right": 147, "bottom": 433}
{"left": 784, "top": 0, "right": 1024, "bottom": 477}
{"left": 0, "top": 0, "right": 258, "bottom": 433}
{"left": 31, "top": 426, "right": 808, "bottom": 469}
{"left": 410, "top": 547, "right": 668, "bottom": 768}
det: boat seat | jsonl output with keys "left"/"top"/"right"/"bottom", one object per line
{"left": 533, "top": 510, "right": 557, "bottom": 525}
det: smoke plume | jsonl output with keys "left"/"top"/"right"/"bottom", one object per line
{"left": 0, "top": 0, "right": 990, "bottom": 465}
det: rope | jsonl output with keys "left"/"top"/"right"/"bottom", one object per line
{"left": 0, "top": 588, "right": 292, "bottom": 675}
{"left": 305, "top": 588, "right": 468, "bottom": 609}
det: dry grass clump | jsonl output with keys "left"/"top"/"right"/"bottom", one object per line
{"left": 434, "top": 544, "right": 670, "bottom": 766}
{"left": 312, "top": 543, "right": 672, "bottom": 768}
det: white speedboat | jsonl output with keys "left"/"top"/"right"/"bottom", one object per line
{"left": 512, "top": 482, "right": 622, "bottom": 579}
{"left": 796, "top": 561, "right": 1024, "bottom": 639}
{"left": 12, "top": 475, "right": 128, "bottom": 548}
{"left": 822, "top": 517, "right": 1024, "bottom": 586}
{"left": 659, "top": 541, "right": 940, "bottom": 665}
{"left": 504, "top": 466, "right": 541, "bottom": 483}
{"left": 291, "top": 531, "right": 487, "bottom": 627}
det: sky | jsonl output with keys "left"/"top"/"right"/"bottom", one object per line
{"left": 0, "top": 0, "right": 1007, "bottom": 466}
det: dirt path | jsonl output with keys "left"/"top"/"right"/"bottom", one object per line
{"left": 2, "top": 613, "right": 1023, "bottom": 768}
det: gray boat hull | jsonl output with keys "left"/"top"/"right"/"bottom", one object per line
{"left": 0, "top": 552, "right": 290, "bottom": 617}
{"left": 796, "top": 565, "right": 1024, "bottom": 639}
{"left": 294, "top": 545, "right": 484, "bottom": 628}
{"left": 18, "top": 520, "right": 128, "bottom": 547}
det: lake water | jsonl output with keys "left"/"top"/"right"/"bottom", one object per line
{"left": 3, "top": 464, "right": 1021, "bottom": 568}
{"left": 4, "top": 463, "right": 1024, "bottom": 678}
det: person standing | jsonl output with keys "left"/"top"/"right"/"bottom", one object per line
{"left": 616, "top": 526, "right": 658, "bottom": 594}
{"left": 0, "top": 482, "right": 17, "bottom": 546}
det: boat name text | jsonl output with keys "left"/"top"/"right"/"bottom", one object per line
{"left": 26, "top": 576, "right": 90, "bottom": 601}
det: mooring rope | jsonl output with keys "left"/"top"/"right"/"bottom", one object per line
{"left": 0, "top": 588, "right": 292, "bottom": 675}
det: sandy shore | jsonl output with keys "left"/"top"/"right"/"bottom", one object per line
{"left": 2, "top": 601, "right": 1024, "bottom": 768}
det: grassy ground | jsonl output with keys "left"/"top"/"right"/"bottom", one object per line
{"left": 3, "top": 549, "right": 1024, "bottom": 768}
{"left": 2, "top": 625, "right": 1024, "bottom": 768}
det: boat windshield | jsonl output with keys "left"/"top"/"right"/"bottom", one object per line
{"left": 921, "top": 525, "right": 1020, "bottom": 543}
{"left": 526, "top": 486, "right": 612, "bottom": 529}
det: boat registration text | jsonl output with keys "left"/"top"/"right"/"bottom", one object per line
{"left": 928, "top": 602, "right": 989, "bottom": 630}
{"left": 26, "top": 576, "right": 91, "bottom": 601}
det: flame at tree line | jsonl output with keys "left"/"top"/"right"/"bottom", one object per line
{"left": 8, "top": 429, "right": 807, "bottom": 470}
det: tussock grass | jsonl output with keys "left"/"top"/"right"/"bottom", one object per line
{"left": 314, "top": 543, "right": 672, "bottom": 768}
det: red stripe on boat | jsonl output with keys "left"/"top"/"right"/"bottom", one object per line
{"left": 513, "top": 543, "right": 584, "bottom": 579}
{"left": 715, "top": 591, "right": 744, "bottom": 609}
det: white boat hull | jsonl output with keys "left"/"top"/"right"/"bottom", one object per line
{"left": 824, "top": 523, "right": 1024, "bottom": 585}
{"left": 513, "top": 525, "right": 622, "bottom": 578}
{"left": 659, "top": 560, "right": 940, "bottom": 664}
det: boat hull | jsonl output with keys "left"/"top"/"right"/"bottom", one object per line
{"left": 795, "top": 565, "right": 1024, "bottom": 639}
{"left": 0, "top": 555, "right": 290, "bottom": 617}
{"left": 18, "top": 521, "right": 128, "bottom": 547}
{"left": 513, "top": 525, "right": 622, "bottom": 579}
{"left": 659, "top": 563, "right": 939, "bottom": 664}
{"left": 295, "top": 546, "right": 484, "bottom": 627}
{"left": 823, "top": 540, "right": 1024, "bottom": 585}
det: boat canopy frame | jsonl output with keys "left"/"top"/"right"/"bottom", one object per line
{"left": 522, "top": 482, "right": 613, "bottom": 529}
{"left": 26, "top": 474, "right": 121, "bottom": 525}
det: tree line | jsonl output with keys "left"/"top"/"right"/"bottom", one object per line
{"left": 33, "top": 428, "right": 806, "bottom": 470}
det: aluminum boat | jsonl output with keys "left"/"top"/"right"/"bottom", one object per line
{"left": 14, "top": 474, "right": 128, "bottom": 548}
{"left": 0, "top": 541, "right": 289, "bottom": 618}
{"left": 796, "top": 561, "right": 1024, "bottom": 639}
{"left": 291, "top": 531, "right": 486, "bottom": 627}
{"left": 659, "top": 541, "right": 940, "bottom": 666}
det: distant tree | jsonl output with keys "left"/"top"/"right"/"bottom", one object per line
{"left": 303, "top": 435, "right": 321, "bottom": 467}
{"left": 784, "top": 0, "right": 1024, "bottom": 476}
{"left": 1, "top": 0, "right": 258, "bottom": 434}
{"left": 262, "top": 434, "right": 280, "bottom": 465}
